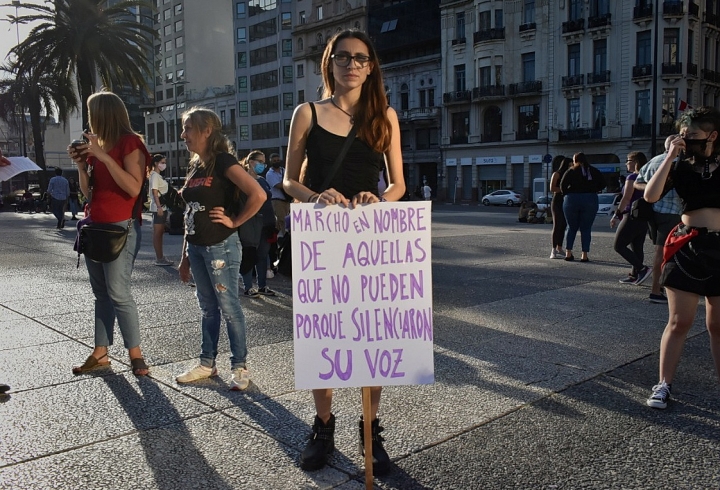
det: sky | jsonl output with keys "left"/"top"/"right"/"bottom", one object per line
{"left": 0, "top": 0, "right": 43, "bottom": 70}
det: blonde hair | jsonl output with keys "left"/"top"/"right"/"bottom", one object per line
{"left": 87, "top": 90, "right": 142, "bottom": 150}
{"left": 182, "top": 106, "right": 230, "bottom": 177}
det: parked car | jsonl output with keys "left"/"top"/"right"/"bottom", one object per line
{"left": 536, "top": 195, "right": 553, "bottom": 211}
{"left": 481, "top": 190, "right": 523, "bottom": 206}
{"left": 597, "top": 193, "right": 621, "bottom": 216}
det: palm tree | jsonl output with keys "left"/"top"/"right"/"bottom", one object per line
{"left": 9, "top": 0, "right": 156, "bottom": 129}
{"left": 0, "top": 62, "right": 78, "bottom": 189}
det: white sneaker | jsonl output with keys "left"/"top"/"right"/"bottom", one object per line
{"left": 229, "top": 367, "right": 250, "bottom": 391}
{"left": 266, "top": 269, "right": 275, "bottom": 279}
{"left": 176, "top": 365, "right": 217, "bottom": 383}
{"left": 550, "top": 250, "right": 564, "bottom": 259}
{"left": 154, "top": 257, "right": 174, "bottom": 266}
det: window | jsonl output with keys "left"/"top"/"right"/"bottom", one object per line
{"left": 249, "top": 18, "right": 276, "bottom": 42}
{"left": 164, "top": 8, "right": 171, "bottom": 20}
{"left": 381, "top": 19, "right": 398, "bottom": 32}
{"left": 297, "top": 64, "right": 304, "bottom": 78}
{"left": 636, "top": 89, "right": 651, "bottom": 125}
{"left": 688, "top": 29, "right": 694, "bottom": 63}
{"left": 250, "top": 45, "right": 277, "bottom": 66}
{"left": 157, "top": 121, "right": 165, "bottom": 144}
{"left": 166, "top": 88, "right": 174, "bottom": 99}
{"left": 298, "top": 89, "right": 305, "bottom": 104}
{"left": 524, "top": 0, "right": 535, "bottom": 24}
{"left": 236, "top": 2, "right": 246, "bottom": 18}
{"left": 568, "top": 98, "right": 580, "bottom": 129}
{"left": 174, "top": 19, "right": 182, "bottom": 31}
{"left": 478, "top": 10, "right": 491, "bottom": 30}
{"left": 454, "top": 64, "right": 466, "bottom": 92}
{"left": 451, "top": 111, "right": 470, "bottom": 143}
{"left": 281, "top": 12, "right": 291, "bottom": 29}
{"left": 156, "top": 90, "right": 164, "bottom": 102}
{"left": 282, "top": 66, "right": 293, "bottom": 83}
{"left": 237, "top": 51, "right": 247, "bottom": 68}
{"left": 297, "top": 38, "right": 303, "bottom": 51}
{"left": 428, "top": 88, "right": 435, "bottom": 107}
{"left": 154, "top": 44, "right": 161, "bottom": 55}
{"left": 400, "top": 83, "right": 409, "bottom": 111}
{"left": 167, "top": 118, "right": 175, "bottom": 143}
{"left": 637, "top": 31, "right": 652, "bottom": 65}
{"left": 282, "top": 39, "right": 292, "bottom": 57}
{"left": 284, "top": 119, "right": 291, "bottom": 136}
{"left": 239, "top": 125, "right": 249, "bottom": 141}
{"left": 522, "top": 52, "right": 535, "bottom": 82}
{"left": 591, "top": 0, "right": 609, "bottom": 16}
{"left": 174, "top": 3, "right": 182, "bottom": 14}
{"left": 479, "top": 66, "right": 491, "bottom": 87}
{"left": 250, "top": 70, "right": 278, "bottom": 91}
{"left": 518, "top": 104, "right": 539, "bottom": 138}
{"left": 147, "top": 123, "right": 155, "bottom": 145}
{"left": 663, "top": 28, "right": 679, "bottom": 63}
{"left": 593, "top": 39, "right": 607, "bottom": 73}
{"left": 568, "top": 44, "right": 580, "bottom": 75}
{"left": 230, "top": 109, "right": 236, "bottom": 128}
{"left": 155, "top": 75, "right": 162, "bottom": 86}
{"left": 299, "top": 10, "right": 306, "bottom": 24}
{"left": 176, "top": 52, "right": 183, "bottom": 64}
{"left": 662, "top": 88, "right": 677, "bottom": 123}
{"left": 419, "top": 89, "right": 426, "bottom": 108}
{"left": 175, "top": 36, "right": 183, "bottom": 48}
{"left": 220, "top": 110, "right": 226, "bottom": 126}
{"left": 176, "top": 81, "right": 184, "bottom": 94}
{"left": 456, "top": 12, "right": 465, "bottom": 40}
{"left": 164, "top": 24, "right": 172, "bottom": 36}
{"left": 495, "top": 65, "right": 502, "bottom": 86}
{"left": 252, "top": 121, "right": 280, "bottom": 140}
{"left": 237, "top": 27, "right": 247, "bottom": 43}
{"left": 283, "top": 92, "right": 293, "bottom": 110}
{"left": 165, "top": 72, "right": 173, "bottom": 82}
{"left": 416, "top": 128, "right": 439, "bottom": 149}
{"left": 248, "top": 0, "right": 276, "bottom": 15}
{"left": 165, "top": 56, "right": 173, "bottom": 68}
{"left": 495, "top": 9, "right": 503, "bottom": 28}
{"left": 569, "top": 0, "right": 583, "bottom": 20}
{"left": 316, "top": 5, "right": 323, "bottom": 20}
{"left": 238, "top": 76, "right": 248, "bottom": 92}
{"left": 484, "top": 106, "right": 502, "bottom": 142}
{"left": 593, "top": 95, "right": 606, "bottom": 128}
{"left": 238, "top": 100, "right": 248, "bottom": 116}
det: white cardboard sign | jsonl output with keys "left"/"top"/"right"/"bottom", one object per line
{"left": 291, "top": 201, "right": 434, "bottom": 389}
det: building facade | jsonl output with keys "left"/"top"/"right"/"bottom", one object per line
{"left": 440, "top": 0, "right": 720, "bottom": 203}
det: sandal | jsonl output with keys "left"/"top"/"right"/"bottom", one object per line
{"left": 131, "top": 357, "right": 149, "bottom": 377}
{"left": 72, "top": 353, "right": 111, "bottom": 375}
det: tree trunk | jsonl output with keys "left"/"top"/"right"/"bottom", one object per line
{"left": 28, "top": 97, "right": 48, "bottom": 192}
{"left": 77, "top": 59, "right": 95, "bottom": 131}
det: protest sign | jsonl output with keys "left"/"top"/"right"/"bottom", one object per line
{"left": 291, "top": 201, "right": 434, "bottom": 390}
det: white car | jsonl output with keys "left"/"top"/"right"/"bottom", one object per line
{"left": 481, "top": 190, "right": 523, "bottom": 206}
{"left": 536, "top": 195, "right": 553, "bottom": 211}
{"left": 597, "top": 193, "right": 621, "bottom": 216}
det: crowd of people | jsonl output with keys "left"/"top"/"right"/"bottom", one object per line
{"left": 2, "top": 27, "right": 718, "bottom": 474}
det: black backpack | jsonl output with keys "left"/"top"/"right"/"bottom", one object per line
{"left": 159, "top": 185, "right": 185, "bottom": 212}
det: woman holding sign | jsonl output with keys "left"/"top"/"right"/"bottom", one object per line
{"left": 283, "top": 29, "right": 406, "bottom": 473}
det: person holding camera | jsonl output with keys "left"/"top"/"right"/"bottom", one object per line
{"left": 149, "top": 154, "right": 173, "bottom": 266}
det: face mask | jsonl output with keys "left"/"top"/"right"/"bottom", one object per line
{"left": 157, "top": 163, "right": 167, "bottom": 171}
{"left": 683, "top": 137, "right": 709, "bottom": 158}
{"left": 254, "top": 163, "right": 266, "bottom": 174}
{"left": 272, "top": 161, "right": 281, "bottom": 169}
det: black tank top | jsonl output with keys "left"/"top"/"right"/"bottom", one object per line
{"left": 304, "top": 102, "right": 385, "bottom": 199}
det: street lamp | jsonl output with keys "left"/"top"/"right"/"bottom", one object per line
{"left": 173, "top": 80, "right": 188, "bottom": 183}
{"left": 11, "top": 0, "right": 27, "bottom": 158}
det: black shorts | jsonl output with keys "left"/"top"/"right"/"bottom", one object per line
{"left": 661, "top": 227, "right": 720, "bottom": 297}
{"left": 152, "top": 211, "right": 167, "bottom": 225}
{"left": 649, "top": 212, "right": 681, "bottom": 246}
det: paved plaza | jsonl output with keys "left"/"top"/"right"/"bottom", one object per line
{"left": 0, "top": 206, "right": 718, "bottom": 489}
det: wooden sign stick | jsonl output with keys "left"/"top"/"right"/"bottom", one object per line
{"left": 362, "top": 386, "right": 374, "bottom": 489}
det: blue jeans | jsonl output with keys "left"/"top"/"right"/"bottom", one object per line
{"left": 85, "top": 219, "right": 142, "bottom": 349}
{"left": 51, "top": 198, "right": 66, "bottom": 226}
{"left": 241, "top": 228, "right": 271, "bottom": 290}
{"left": 563, "top": 193, "right": 598, "bottom": 253}
{"left": 187, "top": 233, "right": 248, "bottom": 369}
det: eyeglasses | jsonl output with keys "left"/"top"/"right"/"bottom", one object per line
{"left": 331, "top": 53, "right": 371, "bottom": 68}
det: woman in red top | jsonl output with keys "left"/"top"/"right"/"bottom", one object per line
{"left": 68, "top": 91, "right": 150, "bottom": 376}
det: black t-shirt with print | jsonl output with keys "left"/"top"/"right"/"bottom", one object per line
{"left": 181, "top": 152, "right": 240, "bottom": 246}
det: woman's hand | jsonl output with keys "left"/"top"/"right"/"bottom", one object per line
{"left": 178, "top": 255, "right": 191, "bottom": 283}
{"left": 316, "top": 188, "right": 349, "bottom": 207}
{"left": 80, "top": 132, "right": 110, "bottom": 161}
{"left": 209, "top": 206, "right": 235, "bottom": 228}
{"left": 667, "top": 134, "right": 685, "bottom": 160}
{"left": 610, "top": 217, "right": 617, "bottom": 229}
{"left": 67, "top": 144, "right": 88, "bottom": 170}
{"left": 351, "top": 191, "right": 381, "bottom": 207}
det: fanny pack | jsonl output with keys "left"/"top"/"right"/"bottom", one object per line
{"left": 74, "top": 217, "right": 130, "bottom": 267}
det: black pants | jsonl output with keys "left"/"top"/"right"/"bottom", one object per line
{"left": 613, "top": 215, "right": 648, "bottom": 275}
{"left": 551, "top": 194, "right": 566, "bottom": 248}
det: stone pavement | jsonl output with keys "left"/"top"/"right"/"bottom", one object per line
{"left": 0, "top": 207, "right": 718, "bottom": 490}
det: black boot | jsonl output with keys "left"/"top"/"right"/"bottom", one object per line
{"left": 359, "top": 416, "right": 391, "bottom": 474}
{"left": 300, "top": 414, "right": 335, "bottom": 471}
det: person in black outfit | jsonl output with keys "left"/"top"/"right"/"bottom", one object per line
{"left": 549, "top": 156, "right": 571, "bottom": 258}
{"left": 560, "top": 152, "right": 605, "bottom": 261}
{"left": 283, "top": 29, "right": 406, "bottom": 474}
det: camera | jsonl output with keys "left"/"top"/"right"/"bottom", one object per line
{"left": 70, "top": 139, "right": 86, "bottom": 162}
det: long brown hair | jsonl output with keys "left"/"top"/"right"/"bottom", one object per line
{"left": 182, "top": 107, "right": 231, "bottom": 178}
{"left": 321, "top": 30, "right": 392, "bottom": 153}
{"left": 87, "top": 90, "right": 142, "bottom": 150}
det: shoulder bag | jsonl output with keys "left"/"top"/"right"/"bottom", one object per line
{"left": 630, "top": 198, "right": 654, "bottom": 220}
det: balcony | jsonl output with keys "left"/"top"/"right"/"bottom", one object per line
{"left": 562, "top": 18, "right": 585, "bottom": 34}
{"left": 474, "top": 27, "right": 505, "bottom": 44}
{"left": 632, "top": 64, "right": 653, "bottom": 84}
{"left": 663, "top": 1, "right": 684, "bottom": 18}
{"left": 561, "top": 74, "right": 585, "bottom": 89}
{"left": 688, "top": 63, "right": 698, "bottom": 77}
{"left": 516, "top": 129, "right": 539, "bottom": 141}
{"left": 701, "top": 68, "right": 720, "bottom": 84}
{"left": 558, "top": 128, "right": 602, "bottom": 141}
{"left": 689, "top": 1, "right": 699, "bottom": 19}
{"left": 587, "top": 70, "right": 611, "bottom": 85}
{"left": 662, "top": 61, "right": 683, "bottom": 78}
{"left": 481, "top": 133, "right": 501, "bottom": 143}
{"left": 660, "top": 123, "right": 676, "bottom": 136}
{"left": 519, "top": 22, "right": 536, "bottom": 32}
{"left": 472, "top": 84, "right": 505, "bottom": 100}
{"left": 703, "top": 12, "right": 720, "bottom": 28}
{"left": 588, "top": 13, "right": 611, "bottom": 29}
{"left": 451, "top": 37, "right": 466, "bottom": 46}
{"left": 633, "top": 4, "right": 653, "bottom": 23}
{"left": 443, "top": 90, "right": 472, "bottom": 104}
{"left": 509, "top": 80, "right": 542, "bottom": 96}
{"left": 402, "top": 107, "right": 440, "bottom": 121}
{"left": 632, "top": 123, "right": 651, "bottom": 137}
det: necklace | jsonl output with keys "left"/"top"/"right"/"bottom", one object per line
{"left": 331, "top": 96, "right": 354, "bottom": 125}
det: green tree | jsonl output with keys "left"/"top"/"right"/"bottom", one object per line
{"left": 0, "top": 62, "right": 78, "bottom": 189}
{"left": 8, "top": 0, "right": 156, "bottom": 129}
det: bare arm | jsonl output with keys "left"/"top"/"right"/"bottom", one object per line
{"left": 645, "top": 137, "right": 682, "bottom": 202}
{"left": 550, "top": 172, "right": 561, "bottom": 193}
{"left": 81, "top": 132, "right": 144, "bottom": 198}
{"left": 374, "top": 106, "right": 406, "bottom": 203}
{"left": 207, "top": 164, "right": 266, "bottom": 229}
{"left": 616, "top": 177, "right": 636, "bottom": 213}
{"left": 283, "top": 103, "right": 323, "bottom": 204}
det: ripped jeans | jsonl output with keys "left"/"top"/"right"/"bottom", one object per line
{"left": 187, "top": 234, "right": 247, "bottom": 369}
